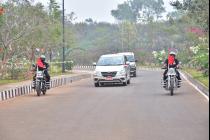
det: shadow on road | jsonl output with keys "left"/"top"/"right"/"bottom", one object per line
{"left": 153, "top": 91, "right": 184, "bottom": 97}
{"left": 98, "top": 83, "right": 126, "bottom": 88}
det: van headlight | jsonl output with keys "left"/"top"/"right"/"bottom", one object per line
{"left": 130, "top": 64, "right": 136, "bottom": 67}
{"left": 93, "top": 71, "right": 102, "bottom": 77}
{"left": 117, "top": 70, "right": 126, "bottom": 76}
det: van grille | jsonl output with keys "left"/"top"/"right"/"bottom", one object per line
{"left": 101, "top": 72, "right": 117, "bottom": 77}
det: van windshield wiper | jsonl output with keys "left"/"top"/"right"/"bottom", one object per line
{"left": 115, "top": 64, "right": 123, "bottom": 65}
{"left": 97, "top": 64, "right": 112, "bottom": 66}
{"left": 97, "top": 64, "right": 123, "bottom": 66}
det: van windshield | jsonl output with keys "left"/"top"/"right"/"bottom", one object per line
{"left": 97, "top": 56, "right": 124, "bottom": 66}
{"left": 126, "top": 55, "right": 135, "bottom": 62}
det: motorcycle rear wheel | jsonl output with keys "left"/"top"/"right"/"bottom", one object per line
{"left": 43, "top": 90, "right": 46, "bottom": 95}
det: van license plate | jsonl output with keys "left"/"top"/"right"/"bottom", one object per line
{"left": 106, "top": 77, "right": 113, "bottom": 80}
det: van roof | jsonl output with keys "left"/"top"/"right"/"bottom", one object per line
{"left": 101, "top": 53, "right": 124, "bottom": 57}
{"left": 118, "top": 52, "right": 134, "bottom": 55}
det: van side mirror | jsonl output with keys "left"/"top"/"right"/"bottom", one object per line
{"left": 92, "top": 62, "right": 96, "bottom": 66}
{"left": 135, "top": 59, "right": 138, "bottom": 62}
{"left": 126, "top": 61, "right": 130, "bottom": 65}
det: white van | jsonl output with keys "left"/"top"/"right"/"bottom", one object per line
{"left": 118, "top": 52, "right": 137, "bottom": 77}
{"left": 93, "top": 54, "right": 131, "bottom": 87}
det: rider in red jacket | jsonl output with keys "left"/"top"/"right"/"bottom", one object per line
{"left": 163, "top": 51, "right": 181, "bottom": 88}
{"left": 32, "top": 55, "right": 50, "bottom": 89}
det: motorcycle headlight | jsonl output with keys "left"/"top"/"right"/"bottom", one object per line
{"left": 93, "top": 71, "right": 102, "bottom": 77}
{"left": 167, "top": 68, "right": 176, "bottom": 75}
{"left": 130, "top": 64, "right": 136, "bottom": 67}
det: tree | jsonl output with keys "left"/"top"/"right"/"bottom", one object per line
{"left": 85, "top": 18, "right": 94, "bottom": 24}
{"left": 111, "top": 0, "right": 165, "bottom": 23}
{"left": 111, "top": 2, "right": 137, "bottom": 22}
{"left": 0, "top": 1, "right": 53, "bottom": 78}
{"left": 170, "top": 0, "right": 209, "bottom": 32}
{"left": 0, "top": 0, "right": 78, "bottom": 79}
{"left": 119, "top": 21, "right": 138, "bottom": 51}
{"left": 49, "top": 0, "right": 61, "bottom": 21}
{"left": 189, "top": 37, "right": 209, "bottom": 75}
{"left": 0, "top": 6, "right": 4, "bottom": 15}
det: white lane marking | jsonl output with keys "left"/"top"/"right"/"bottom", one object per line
{"left": 180, "top": 72, "right": 209, "bottom": 101}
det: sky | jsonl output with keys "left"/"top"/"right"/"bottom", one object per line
{"left": 36, "top": 0, "right": 175, "bottom": 23}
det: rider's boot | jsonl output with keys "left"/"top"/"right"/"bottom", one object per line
{"left": 32, "top": 80, "right": 35, "bottom": 89}
{"left": 46, "top": 81, "right": 50, "bottom": 89}
{"left": 177, "top": 80, "right": 181, "bottom": 88}
{"left": 162, "top": 78, "right": 167, "bottom": 88}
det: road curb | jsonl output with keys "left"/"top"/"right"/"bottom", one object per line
{"left": 180, "top": 71, "right": 209, "bottom": 98}
{"left": 138, "top": 67, "right": 161, "bottom": 71}
{"left": 0, "top": 73, "right": 91, "bottom": 102}
{"left": 73, "top": 65, "right": 95, "bottom": 71}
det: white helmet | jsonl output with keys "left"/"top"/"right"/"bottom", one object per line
{"left": 169, "top": 51, "right": 176, "bottom": 55}
{"left": 40, "top": 55, "right": 46, "bottom": 61}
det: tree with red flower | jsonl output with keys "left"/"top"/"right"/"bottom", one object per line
{"left": 0, "top": 7, "right": 4, "bottom": 15}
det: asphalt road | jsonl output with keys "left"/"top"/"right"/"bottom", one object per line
{"left": 0, "top": 70, "right": 209, "bottom": 140}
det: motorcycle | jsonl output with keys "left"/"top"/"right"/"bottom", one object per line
{"left": 32, "top": 65, "right": 49, "bottom": 96}
{"left": 162, "top": 67, "right": 180, "bottom": 96}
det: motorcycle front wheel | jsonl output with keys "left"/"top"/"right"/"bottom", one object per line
{"left": 170, "top": 88, "right": 174, "bottom": 96}
{"left": 42, "top": 89, "right": 46, "bottom": 95}
{"left": 170, "top": 80, "right": 174, "bottom": 96}
{"left": 36, "top": 82, "right": 41, "bottom": 96}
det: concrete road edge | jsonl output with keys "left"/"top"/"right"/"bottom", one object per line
{"left": 180, "top": 71, "right": 209, "bottom": 100}
{"left": 0, "top": 73, "right": 91, "bottom": 102}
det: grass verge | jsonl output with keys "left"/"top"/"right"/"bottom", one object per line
{"left": 0, "top": 70, "right": 74, "bottom": 86}
{"left": 0, "top": 79, "right": 26, "bottom": 85}
{"left": 184, "top": 68, "right": 209, "bottom": 88}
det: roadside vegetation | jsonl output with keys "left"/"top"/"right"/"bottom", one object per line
{"left": 184, "top": 68, "right": 209, "bottom": 88}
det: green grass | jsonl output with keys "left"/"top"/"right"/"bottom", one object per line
{"left": 0, "top": 70, "right": 74, "bottom": 86}
{"left": 0, "top": 79, "right": 27, "bottom": 85}
{"left": 50, "top": 70, "right": 74, "bottom": 77}
{"left": 184, "top": 68, "right": 209, "bottom": 88}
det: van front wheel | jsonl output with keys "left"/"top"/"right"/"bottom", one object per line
{"left": 123, "top": 81, "right": 127, "bottom": 86}
{"left": 94, "top": 83, "right": 99, "bottom": 87}
{"left": 127, "top": 79, "right": 130, "bottom": 84}
{"left": 133, "top": 72, "right": 137, "bottom": 77}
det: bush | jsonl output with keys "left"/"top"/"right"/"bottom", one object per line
{"left": 189, "top": 37, "right": 209, "bottom": 76}
{"left": 65, "top": 61, "right": 74, "bottom": 71}
{"left": 152, "top": 50, "right": 167, "bottom": 65}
